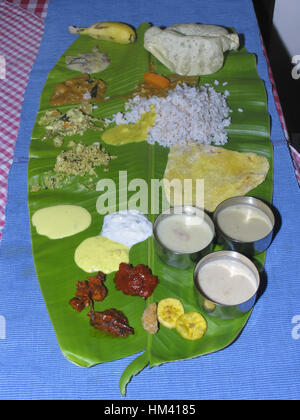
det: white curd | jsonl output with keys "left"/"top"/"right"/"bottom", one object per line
{"left": 101, "top": 210, "right": 153, "bottom": 248}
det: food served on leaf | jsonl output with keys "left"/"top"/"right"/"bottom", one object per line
{"left": 38, "top": 103, "right": 105, "bottom": 147}
{"left": 66, "top": 46, "right": 110, "bottom": 74}
{"left": 69, "top": 272, "right": 134, "bottom": 338}
{"left": 130, "top": 71, "right": 199, "bottom": 99}
{"left": 30, "top": 142, "right": 113, "bottom": 192}
{"left": 142, "top": 303, "right": 158, "bottom": 334}
{"left": 89, "top": 308, "right": 134, "bottom": 337}
{"left": 74, "top": 236, "right": 129, "bottom": 274}
{"left": 143, "top": 72, "right": 170, "bottom": 89}
{"left": 31, "top": 205, "right": 91, "bottom": 239}
{"left": 102, "top": 105, "right": 156, "bottom": 146}
{"left": 69, "top": 297, "right": 87, "bottom": 313}
{"left": 215, "top": 201, "right": 274, "bottom": 243}
{"left": 144, "top": 23, "right": 239, "bottom": 76}
{"left": 69, "top": 271, "right": 107, "bottom": 312}
{"left": 163, "top": 142, "right": 270, "bottom": 212}
{"left": 104, "top": 83, "right": 231, "bottom": 147}
{"left": 157, "top": 298, "right": 207, "bottom": 340}
{"left": 50, "top": 74, "right": 107, "bottom": 106}
{"left": 28, "top": 20, "right": 273, "bottom": 391}
{"left": 69, "top": 21, "right": 136, "bottom": 44}
{"left": 76, "top": 272, "right": 107, "bottom": 303}
{"left": 157, "top": 298, "right": 184, "bottom": 329}
{"left": 100, "top": 210, "right": 153, "bottom": 248}
{"left": 130, "top": 73, "right": 176, "bottom": 99}
{"left": 176, "top": 312, "right": 207, "bottom": 341}
{"left": 166, "top": 74, "right": 199, "bottom": 86}
{"left": 54, "top": 142, "right": 111, "bottom": 177}
{"left": 155, "top": 211, "right": 214, "bottom": 254}
{"left": 114, "top": 263, "right": 158, "bottom": 298}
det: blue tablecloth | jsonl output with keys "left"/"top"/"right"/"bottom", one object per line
{"left": 1, "top": 0, "right": 300, "bottom": 400}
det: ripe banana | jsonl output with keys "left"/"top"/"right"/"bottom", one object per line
{"left": 68, "top": 21, "right": 136, "bottom": 44}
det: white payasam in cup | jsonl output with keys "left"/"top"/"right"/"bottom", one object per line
{"left": 196, "top": 255, "right": 258, "bottom": 306}
{"left": 155, "top": 212, "right": 213, "bottom": 254}
{"left": 213, "top": 196, "right": 275, "bottom": 256}
{"left": 216, "top": 203, "right": 273, "bottom": 242}
{"left": 153, "top": 206, "right": 215, "bottom": 269}
{"left": 194, "top": 251, "right": 260, "bottom": 319}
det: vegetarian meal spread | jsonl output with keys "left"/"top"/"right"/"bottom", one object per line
{"left": 28, "top": 20, "right": 274, "bottom": 394}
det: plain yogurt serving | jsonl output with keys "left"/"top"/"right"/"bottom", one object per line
{"left": 101, "top": 209, "right": 153, "bottom": 248}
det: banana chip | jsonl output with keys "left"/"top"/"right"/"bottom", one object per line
{"left": 176, "top": 312, "right": 207, "bottom": 341}
{"left": 157, "top": 298, "right": 184, "bottom": 329}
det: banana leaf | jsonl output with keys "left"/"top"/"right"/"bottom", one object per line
{"left": 27, "top": 23, "right": 273, "bottom": 395}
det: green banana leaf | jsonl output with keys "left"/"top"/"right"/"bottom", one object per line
{"left": 27, "top": 23, "right": 273, "bottom": 395}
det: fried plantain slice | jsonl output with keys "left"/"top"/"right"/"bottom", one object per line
{"left": 157, "top": 298, "right": 184, "bottom": 329}
{"left": 176, "top": 312, "right": 207, "bottom": 341}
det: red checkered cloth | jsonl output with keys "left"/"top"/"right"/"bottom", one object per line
{"left": 7, "top": 0, "right": 49, "bottom": 19}
{"left": 290, "top": 145, "right": 300, "bottom": 182}
{"left": 0, "top": 0, "right": 49, "bottom": 240}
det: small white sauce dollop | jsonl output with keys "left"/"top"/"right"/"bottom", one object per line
{"left": 100, "top": 210, "right": 153, "bottom": 248}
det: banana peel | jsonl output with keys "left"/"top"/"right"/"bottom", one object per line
{"left": 69, "top": 21, "right": 136, "bottom": 44}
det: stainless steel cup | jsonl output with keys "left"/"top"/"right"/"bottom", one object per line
{"left": 153, "top": 206, "right": 215, "bottom": 269}
{"left": 194, "top": 251, "right": 260, "bottom": 320}
{"left": 213, "top": 196, "right": 275, "bottom": 257}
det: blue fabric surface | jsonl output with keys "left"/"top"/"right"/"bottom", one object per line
{"left": 0, "top": 0, "right": 300, "bottom": 400}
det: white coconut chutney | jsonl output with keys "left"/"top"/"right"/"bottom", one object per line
{"left": 101, "top": 210, "right": 153, "bottom": 248}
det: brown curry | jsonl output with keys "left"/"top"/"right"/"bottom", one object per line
{"left": 50, "top": 73, "right": 107, "bottom": 106}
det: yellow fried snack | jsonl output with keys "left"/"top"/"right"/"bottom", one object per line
{"left": 163, "top": 143, "right": 270, "bottom": 212}
{"left": 157, "top": 298, "right": 184, "bottom": 329}
{"left": 176, "top": 312, "right": 207, "bottom": 341}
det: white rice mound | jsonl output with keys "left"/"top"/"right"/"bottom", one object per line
{"left": 105, "top": 83, "right": 232, "bottom": 147}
